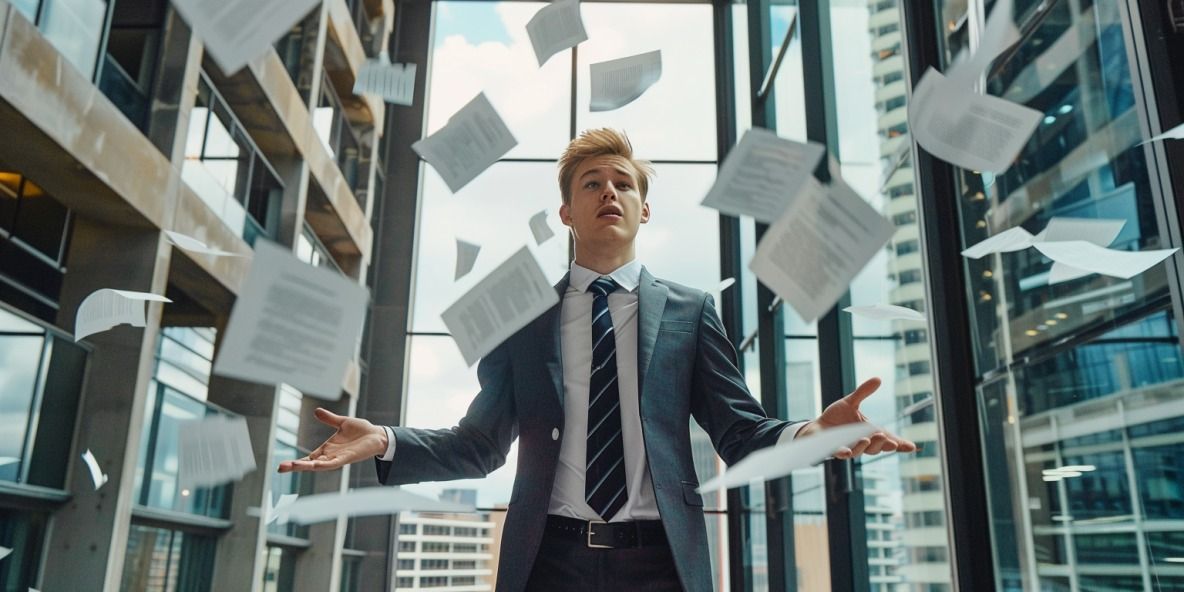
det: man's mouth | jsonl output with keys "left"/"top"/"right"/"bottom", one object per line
{"left": 597, "top": 206, "right": 623, "bottom": 220}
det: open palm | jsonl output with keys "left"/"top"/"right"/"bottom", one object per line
{"left": 797, "top": 377, "right": 918, "bottom": 459}
{"left": 277, "top": 408, "right": 388, "bottom": 473}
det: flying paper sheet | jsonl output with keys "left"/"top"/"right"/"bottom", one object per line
{"left": 353, "top": 55, "right": 417, "bottom": 106}
{"left": 697, "top": 423, "right": 879, "bottom": 493}
{"left": 529, "top": 210, "right": 556, "bottom": 245}
{"left": 1041, "top": 218, "right": 1126, "bottom": 284}
{"left": 81, "top": 449, "right": 108, "bottom": 490}
{"left": 1141, "top": 122, "right": 1184, "bottom": 145}
{"left": 179, "top": 415, "right": 256, "bottom": 489}
{"left": 442, "top": 247, "right": 560, "bottom": 366}
{"left": 281, "top": 487, "right": 474, "bottom": 525}
{"left": 718, "top": 278, "right": 736, "bottom": 292}
{"left": 455, "top": 240, "right": 481, "bottom": 280}
{"left": 701, "top": 128, "right": 827, "bottom": 224}
{"left": 170, "top": 0, "right": 322, "bottom": 75}
{"left": 1034, "top": 241, "right": 1178, "bottom": 281}
{"left": 844, "top": 304, "right": 925, "bottom": 322}
{"left": 946, "top": 0, "right": 1019, "bottom": 86}
{"left": 249, "top": 493, "right": 300, "bottom": 525}
{"left": 750, "top": 178, "right": 895, "bottom": 323}
{"left": 212, "top": 239, "right": 369, "bottom": 400}
{"left": 589, "top": 50, "right": 662, "bottom": 112}
{"left": 961, "top": 226, "right": 1036, "bottom": 259}
{"left": 0, "top": 546, "right": 10, "bottom": 561}
{"left": 909, "top": 68, "right": 1043, "bottom": 174}
{"left": 165, "top": 230, "right": 240, "bottom": 258}
{"left": 526, "top": 0, "right": 587, "bottom": 67}
{"left": 412, "top": 93, "right": 518, "bottom": 193}
{"left": 75, "top": 289, "right": 172, "bottom": 342}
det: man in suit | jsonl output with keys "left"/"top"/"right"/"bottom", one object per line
{"left": 279, "top": 129, "right": 916, "bottom": 591}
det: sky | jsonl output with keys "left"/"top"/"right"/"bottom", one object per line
{"left": 401, "top": 1, "right": 915, "bottom": 508}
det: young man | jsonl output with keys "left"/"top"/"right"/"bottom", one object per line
{"left": 279, "top": 129, "right": 916, "bottom": 591}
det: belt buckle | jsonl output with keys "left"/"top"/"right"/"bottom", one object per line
{"left": 586, "top": 520, "right": 612, "bottom": 549}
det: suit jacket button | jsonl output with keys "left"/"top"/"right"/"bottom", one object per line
{"left": 552, "top": 428, "right": 560, "bottom": 441}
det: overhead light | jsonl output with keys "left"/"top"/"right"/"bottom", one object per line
{"left": 1037, "top": 324, "right": 1048, "bottom": 331}
{"left": 1166, "top": 558, "right": 1184, "bottom": 563}
{"left": 1045, "top": 319, "right": 1058, "bottom": 326}
{"left": 1043, "top": 115, "right": 1057, "bottom": 125}
{"left": 1055, "top": 312, "right": 1069, "bottom": 319}
{"left": 1025, "top": 329, "right": 1039, "bottom": 336}
{"left": 983, "top": 270, "right": 993, "bottom": 278}
{"left": 1058, "top": 465, "right": 1096, "bottom": 473}
{"left": 1042, "top": 475, "right": 1063, "bottom": 482}
{"left": 1051, "top": 515, "right": 1073, "bottom": 522}
{"left": 1058, "top": 104, "right": 1074, "bottom": 115}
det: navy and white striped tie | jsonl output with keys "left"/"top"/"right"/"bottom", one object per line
{"left": 585, "top": 277, "right": 628, "bottom": 521}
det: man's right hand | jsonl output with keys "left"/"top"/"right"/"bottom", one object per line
{"left": 277, "top": 408, "right": 389, "bottom": 473}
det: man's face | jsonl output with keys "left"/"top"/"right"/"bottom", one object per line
{"left": 559, "top": 155, "right": 651, "bottom": 251}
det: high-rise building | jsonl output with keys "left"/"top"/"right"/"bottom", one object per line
{"left": 394, "top": 509, "right": 495, "bottom": 591}
{"left": 866, "top": 1, "right": 953, "bottom": 590}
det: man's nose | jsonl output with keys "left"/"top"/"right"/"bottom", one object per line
{"left": 600, "top": 183, "right": 620, "bottom": 200}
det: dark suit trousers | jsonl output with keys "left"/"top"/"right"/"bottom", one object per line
{"left": 524, "top": 528, "right": 685, "bottom": 591}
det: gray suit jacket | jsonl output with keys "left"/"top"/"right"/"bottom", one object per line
{"left": 377, "top": 268, "right": 795, "bottom": 591}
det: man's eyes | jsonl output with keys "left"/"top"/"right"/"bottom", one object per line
{"left": 583, "top": 180, "right": 634, "bottom": 190}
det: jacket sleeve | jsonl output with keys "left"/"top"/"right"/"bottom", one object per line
{"left": 375, "top": 340, "right": 519, "bottom": 485}
{"left": 689, "top": 293, "right": 798, "bottom": 466}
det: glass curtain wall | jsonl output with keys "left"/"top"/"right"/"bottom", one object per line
{"left": 924, "top": 0, "right": 1184, "bottom": 590}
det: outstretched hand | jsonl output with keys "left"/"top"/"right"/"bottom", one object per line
{"left": 277, "top": 408, "right": 389, "bottom": 473}
{"left": 795, "top": 377, "right": 918, "bottom": 459}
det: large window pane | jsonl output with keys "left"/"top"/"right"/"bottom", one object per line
{"left": 38, "top": 0, "right": 107, "bottom": 78}
{"left": 575, "top": 3, "right": 717, "bottom": 161}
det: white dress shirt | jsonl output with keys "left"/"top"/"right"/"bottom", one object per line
{"left": 380, "top": 259, "right": 805, "bottom": 521}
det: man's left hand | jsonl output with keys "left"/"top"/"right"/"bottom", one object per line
{"left": 794, "top": 377, "right": 918, "bottom": 459}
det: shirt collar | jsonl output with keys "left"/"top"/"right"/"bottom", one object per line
{"left": 569, "top": 259, "right": 642, "bottom": 293}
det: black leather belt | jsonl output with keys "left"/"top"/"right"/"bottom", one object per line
{"left": 545, "top": 515, "right": 667, "bottom": 549}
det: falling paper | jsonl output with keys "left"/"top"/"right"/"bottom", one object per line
{"left": 1040, "top": 218, "right": 1126, "bottom": 284}
{"left": 946, "top": 0, "right": 1020, "bottom": 86}
{"left": 171, "top": 0, "right": 322, "bottom": 75}
{"left": 250, "top": 493, "right": 300, "bottom": 525}
{"left": 213, "top": 239, "right": 369, "bottom": 400}
{"left": 353, "top": 55, "right": 417, "bottom": 106}
{"left": 412, "top": 93, "right": 518, "bottom": 192}
{"left": 961, "top": 226, "right": 1036, "bottom": 259}
{"left": 526, "top": 0, "right": 587, "bottom": 67}
{"left": 455, "top": 240, "right": 481, "bottom": 280}
{"left": 165, "top": 230, "right": 240, "bottom": 258}
{"left": 1034, "top": 241, "right": 1178, "bottom": 281}
{"left": 701, "top": 128, "right": 827, "bottom": 224}
{"left": 909, "top": 68, "right": 1042, "bottom": 174}
{"left": 589, "top": 50, "right": 662, "bottom": 112}
{"left": 179, "top": 415, "right": 256, "bottom": 489}
{"left": 844, "top": 304, "right": 925, "bottom": 322}
{"left": 0, "top": 546, "right": 10, "bottom": 561}
{"left": 75, "top": 289, "right": 172, "bottom": 342}
{"left": 283, "top": 487, "right": 474, "bottom": 525}
{"left": 529, "top": 210, "right": 556, "bottom": 245}
{"left": 442, "top": 247, "right": 560, "bottom": 366}
{"left": 697, "top": 423, "right": 879, "bottom": 493}
{"left": 81, "top": 449, "right": 108, "bottom": 490}
{"left": 750, "top": 178, "right": 894, "bottom": 323}
{"left": 1140, "top": 122, "right": 1184, "bottom": 145}
{"left": 718, "top": 278, "right": 736, "bottom": 292}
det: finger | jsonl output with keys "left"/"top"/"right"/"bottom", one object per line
{"left": 285, "top": 458, "right": 345, "bottom": 472}
{"left": 843, "top": 377, "right": 882, "bottom": 407}
{"left": 865, "top": 434, "right": 893, "bottom": 455}
{"left": 314, "top": 407, "right": 347, "bottom": 429}
{"left": 849, "top": 437, "right": 872, "bottom": 457}
{"left": 833, "top": 447, "right": 853, "bottom": 459}
{"left": 277, "top": 461, "right": 294, "bottom": 473}
{"left": 895, "top": 438, "right": 918, "bottom": 453}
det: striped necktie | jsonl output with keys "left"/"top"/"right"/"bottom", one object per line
{"left": 585, "top": 276, "right": 628, "bottom": 521}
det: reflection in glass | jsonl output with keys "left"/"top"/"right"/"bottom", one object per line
{"left": 38, "top": 0, "right": 107, "bottom": 78}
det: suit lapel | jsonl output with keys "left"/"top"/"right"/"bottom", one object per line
{"left": 637, "top": 267, "right": 668, "bottom": 398}
{"left": 542, "top": 273, "right": 570, "bottom": 408}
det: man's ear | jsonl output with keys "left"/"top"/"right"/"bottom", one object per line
{"left": 640, "top": 200, "right": 651, "bottom": 224}
{"left": 559, "top": 203, "right": 572, "bottom": 226}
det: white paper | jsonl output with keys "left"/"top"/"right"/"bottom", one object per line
{"left": 442, "top": 247, "right": 560, "bottom": 366}
{"left": 909, "top": 68, "right": 1042, "bottom": 174}
{"left": 165, "top": 230, "right": 240, "bottom": 258}
{"left": 282, "top": 487, "right": 474, "bottom": 525}
{"left": 179, "top": 415, "right": 256, "bottom": 489}
{"left": 1040, "top": 218, "right": 1126, "bottom": 285}
{"left": 843, "top": 304, "right": 925, "bottom": 322}
{"left": 589, "top": 50, "right": 662, "bottom": 112}
{"left": 947, "top": 0, "right": 1019, "bottom": 86}
{"left": 529, "top": 210, "right": 556, "bottom": 245}
{"left": 0, "top": 456, "right": 19, "bottom": 467}
{"left": 0, "top": 546, "right": 10, "bottom": 561}
{"left": 526, "top": 0, "right": 587, "bottom": 67}
{"left": 750, "top": 178, "right": 895, "bottom": 323}
{"left": 718, "top": 278, "right": 736, "bottom": 292}
{"left": 250, "top": 492, "right": 300, "bottom": 525}
{"left": 455, "top": 240, "right": 481, "bottom": 280}
{"left": 75, "top": 289, "right": 172, "bottom": 342}
{"left": 1034, "top": 241, "right": 1178, "bottom": 281}
{"left": 212, "top": 239, "right": 370, "bottom": 400}
{"left": 1141, "top": 122, "right": 1184, "bottom": 145}
{"left": 170, "top": 0, "right": 323, "bottom": 75}
{"left": 353, "top": 55, "right": 417, "bottom": 106}
{"left": 412, "top": 93, "right": 518, "bottom": 193}
{"left": 701, "top": 128, "right": 827, "bottom": 224}
{"left": 697, "top": 423, "right": 879, "bottom": 493}
{"left": 81, "top": 449, "right": 108, "bottom": 490}
{"left": 961, "top": 226, "right": 1036, "bottom": 259}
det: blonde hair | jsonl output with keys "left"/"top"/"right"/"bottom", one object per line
{"left": 558, "top": 129, "right": 654, "bottom": 205}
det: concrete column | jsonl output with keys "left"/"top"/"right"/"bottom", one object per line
{"left": 42, "top": 219, "right": 171, "bottom": 592}
{"left": 292, "top": 392, "right": 355, "bottom": 592}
